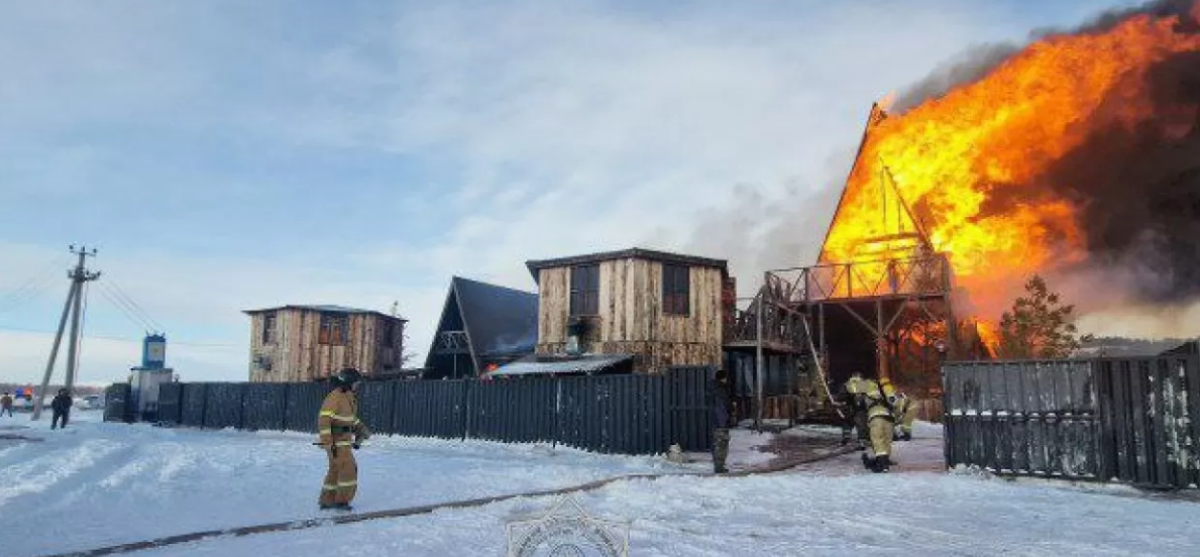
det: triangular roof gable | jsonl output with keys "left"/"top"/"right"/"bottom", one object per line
{"left": 452, "top": 277, "right": 538, "bottom": 359}
{"left": 424, "top": 284, "right": 473, "bottom": 370}
{"left": 424, "top": 276, "right": 539, "bottom": 373}
{"left": 818, "top": 103, "right": 887, "bottom": 263}
{"left": 818, "top": 103, "right": 933, "bottom": 266}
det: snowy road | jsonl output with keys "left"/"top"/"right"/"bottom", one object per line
{"left": 0, "top": 413, "right": 704, "bottom": 557}
{"left": 139, "top": 424, "right": 1200, "bottom": 557}
{"left": 4, "top": 416, "right": 1200, "bottom": 556}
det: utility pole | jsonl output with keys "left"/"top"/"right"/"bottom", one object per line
{"left": 32, "top": 245, "right": 100, "bottom": 420}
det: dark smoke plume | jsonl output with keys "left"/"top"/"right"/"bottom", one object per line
{"left": 1042, "top": 48, "right": 1200, "bottom": 302}
{"left": 896, "top": 0, "right": 1199, "bottom": 109}
{"left": 896, "top": 0, "right": 1200, "bottom": 305}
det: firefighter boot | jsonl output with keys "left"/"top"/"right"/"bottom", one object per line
{"left": 873, "top": 454, "right": 891, "bottom": 473}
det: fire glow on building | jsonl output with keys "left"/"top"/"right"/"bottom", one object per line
{"left": 817, "top": 0, "right": 1200, "bottom": 355}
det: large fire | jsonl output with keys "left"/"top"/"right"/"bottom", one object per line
{"left": 820, "top": 2, "right": 1200, "bottom": 319}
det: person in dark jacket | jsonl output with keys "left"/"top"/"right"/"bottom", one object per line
{"left": 1, "top": 392, "right": 13, "bottom": 417}
{"left": 711, "top": 369, "right": 732, "bottom": 474}
{"left": 51, "top": 389, "right": 73, "bottom": 429}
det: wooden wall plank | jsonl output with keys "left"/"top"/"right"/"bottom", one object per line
{"left": 534, "top": 257, "right": 725, "bottom": 373}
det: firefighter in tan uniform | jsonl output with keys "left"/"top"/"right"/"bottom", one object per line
{"left": 865, "top": 378, "right": 897, "bottom": 472}
{"left": 839, "top": 373, "right": 871, "bottom": 450}
{"left": 317, "top": 368, "right": 371, "bottom": 510}
{"left": 845, "top": 374, "right": 897, "bottom": 473}
{"left": 892, "top": 392, "right": 918, "bottom": 441}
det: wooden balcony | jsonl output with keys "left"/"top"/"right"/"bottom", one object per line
{"left": 766, "top": 252, "right": 952, "bottom": 304}
{"left": 723, "top": 303, "right": 807, "bottom": 354}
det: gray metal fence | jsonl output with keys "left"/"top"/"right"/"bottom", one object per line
{"left": 132, "top": 366, "right": 714, "bottom": 455}
{"left": 944, "top": 356, "right": 1200, "bottom": 489}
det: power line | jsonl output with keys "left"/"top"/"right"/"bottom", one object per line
{"left": 105, "top": 278, "right": 164, "bottom": 332}
{"left": 0, "top": 256, "right": 69, "bottom": 314}
{"left": 0, "top": 278, "right": 58, "bottom": 315}
{"left": 0, "top": 323, "right": 242, "bottom": 348}
{"left": 98, "top": 281, "right": 151, "bottom": 330}
{"left": 97, "top": 284, "right": 155, "bottom": 332}
{"left": 0, "top": 255, "right": 66, "bottom": 300}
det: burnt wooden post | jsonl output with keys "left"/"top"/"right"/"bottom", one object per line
{"left": 755, "top": 276, "right": 765, "bottom": 429}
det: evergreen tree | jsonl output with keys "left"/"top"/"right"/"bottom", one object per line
{"left": 998, "top": 275, "right": 1081, "bottom": 359}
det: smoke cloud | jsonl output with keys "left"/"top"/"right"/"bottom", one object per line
{"left": 892, "top": 0, "right": 1200, "bottom": 334}
{"left": 687, "top": 0, "right": 1200, "bottom": 339}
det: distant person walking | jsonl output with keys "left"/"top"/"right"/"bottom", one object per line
{"left": 51, "top": 389, "right": 73, "bottom": 429}
{"left": 711, "top": 369, "right": 732, "bottom": 474}
{"left": 1, "top": 392, "right": 13, "bottom": 417}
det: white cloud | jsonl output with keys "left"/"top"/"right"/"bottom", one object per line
{"left": 1, "top": 0, "right": 1152, "bottom": 383}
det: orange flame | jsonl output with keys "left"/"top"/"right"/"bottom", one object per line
{"left": 821, "top": 5, "right": 1200, "bottom": 317}
{"left": 975, "top": 321, "right": 1000, "bottom": 355}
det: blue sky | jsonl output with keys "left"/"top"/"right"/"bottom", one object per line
{"left": 0, "top": 0, "right": 1145, "bottom": 384}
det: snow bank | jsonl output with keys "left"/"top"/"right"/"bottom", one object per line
{"left": 0, "top": 412, "right": 695, "bottom": 557}
{"left": 6, "top": 415, "right": 1199, "bottom": 557}
{"left": 141, "top": 453, "right": 1200, "bottom": 557}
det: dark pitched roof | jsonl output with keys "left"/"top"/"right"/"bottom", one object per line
{"left": 243, "top": 304, "right": 407, "bottom": 321}
{"left": 454, "top": 277, "right": 539, "bottom": 357}
{"left": 525, "top": 247, "right": 728, "bottom": 281}
{"left": 1161, "top": 340, "right": 1198, "bottom": 356}
{"left": 425, "top": 277, "right": 539, "bottom": 370}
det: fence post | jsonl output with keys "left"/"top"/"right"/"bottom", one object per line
{"left": 461, "top": 379, "right": 472, "bottom": 442}
{"left": 941, "top": 363, "right": 951, "bottom": 471}
{"left": 200, "top": 383, "right": 209, "bottom": 429}
{"left": 552, "top": 377, "right": 563, "bottom": 450}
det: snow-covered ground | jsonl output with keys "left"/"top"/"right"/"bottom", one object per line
{"left": 4, "top": 414, "right": 1200, "bottom": 557}
{"left": 0, "top": 412, "right": 708, "bottom": 557}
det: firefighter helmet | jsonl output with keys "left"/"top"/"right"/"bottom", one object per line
{"left": 332, "top": 367, "right": 362, "bottom": 388}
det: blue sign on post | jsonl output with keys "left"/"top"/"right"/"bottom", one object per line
{"left": 143, "top": 334, "right": 167, "bottom": 370}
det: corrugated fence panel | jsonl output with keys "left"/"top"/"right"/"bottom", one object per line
{"left": 556, "top": 376, "right": 589, "bottom": 451}
{"left": 203, "top": 383, "right": 245, "bottom": 429}
{"left": 286, "top": 383, "right": 327, "bottom": 433}
{"left": 668, "top": 366, "right": 713, "bottom": 452}
{"left": 157, "top": 383, "right": 182, "bottom": 424}
{"left": 103, "top": 383, "right": 131, "bottom": 423}
{"left": 946, "top": 356, "right": 1198, "bottom": 489}
{"left": 394, "top": 380, "right": 465, "bottom": 439}
{"left": 469, "top": 378, "right": 556, "bottom": 444}
{"left": 112, "top": 371, "right": 705, "bottom": 456}
{"left": 1187, "top": 356, "right": 1200, "bottom": 488}
{"left": 356, "top": 382, "right": 395, "bottom": 435}
{"left": 242, "top": 383, "right": 287, "bottom": 431}
{"left": 180, "top": 383, "right": 207, "bottom": 427}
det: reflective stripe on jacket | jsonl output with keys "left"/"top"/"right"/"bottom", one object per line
{"left": 317, "top": 389, "right": 369, "bottom": 446}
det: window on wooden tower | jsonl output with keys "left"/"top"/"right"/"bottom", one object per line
{"left": 569, "top": 264, "right": 600, "bottom": 316}
{"left": 262, "top": 312, "right": 278, "bottom": 345}
{"left": 318, "top": 313, "right": 349, "bottom": 345}
{"left": 662, "top": 263, "right": 690, "bottom": 316}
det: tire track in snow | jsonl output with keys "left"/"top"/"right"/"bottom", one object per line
{"left": 0, "top": 438, "right": 130, "bottom": 507}
{"left": 37, "top": 445, "right": 860, "bottom": 557}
